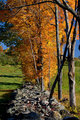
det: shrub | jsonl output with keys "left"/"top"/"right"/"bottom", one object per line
{"left": 75, "top": 60, "right": 80, "bottom": 67}
{"left": 0, "top": 53, "right": 21, "bottom": 65}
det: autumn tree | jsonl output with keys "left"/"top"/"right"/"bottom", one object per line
{"left": 0, "top": 0, "right": 80, "bottom": 107}
{"left": 49, "top": 0, "right": 79, "bottom": 108}
{"left": 0, "top": 0, "right": 58, "bottom": 90}
{"left": 0, "top": 46, "right": 3, "bottom": 53}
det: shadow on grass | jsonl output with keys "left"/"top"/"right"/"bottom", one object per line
{"left": 0, "top": 75, "right": 23, "bottom": 78}
{"left": 0, "top": 92, "right": 14, "bottom": 120}
{"left": 0, "top": 83, "right": 23, "bottom": 119}
{"left": 0, "top": 82, "right": 22, "bottom": 86}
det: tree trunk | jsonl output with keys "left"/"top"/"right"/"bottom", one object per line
{"left": 48, "top": 49, "right": 51, "bottom": 90}
{"left": 55, "top": 4, "right": 62, "bottom": 100}
{"left": 63, "top": 0, "right": 77, "bottom": 107}
{"left": 68, "top": 20, "right": 77, "bottom": 107}
{"left": 37, "top": 0, "right": 44, "bottom": 91}
{"left": 29, "top": 38, "right": 39, "bottom": 84}
{"left": 68, "top": 58, "right": 76, "bottom": 107}
{"left": 37, "top": 42, "right": 44, "bottom": 91}
{"left": 49, "top": 17, "right": 74, "bottom": 101}
{"left": 78, "top": 0, "right": 80, "bottom": 45}
{"left": 63, "top": 6, "right": 74, "bottom": 107}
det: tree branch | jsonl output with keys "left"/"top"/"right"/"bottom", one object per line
{"left": 49, "top": 16, "right": 74, "bottom": 101}
{"left": 71, "top": 19, "right": 78, "bottom": 57}
{"left": 1, "top": 0, "right": 79, "bottom": 20}
{"left": 55, "top": 0, "right": 78, "bottom": 19}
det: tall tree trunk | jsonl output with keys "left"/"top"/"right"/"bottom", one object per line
{"left": 68, "top": 0, "right": 80, "bottom": 107}
{"left": 68, "top": 58, "right": 76, "bottom": 107}
{"left": 78, "top": 0, "right": 80, "bottom": 46}
{"left": 48, "top": 49, "right": 51, "bottom": 90}
{"left": 29, "top": 38, "right": 39, "bottom": 84}
{"left": 64, "top": 10, "right": 75, "bottom": 107}
{"left": 63, "top": 8, "right": 74, "bottom": 107}
{"left": 37, "top": 0, "right": 44, "bottom": 91}
{"left": 37, "top": 42, "right": 44, "bottom": 90}
{"left": 55, "top": 4, "right": 62, "bottom": 100}
{"left": 63, "top": 0, "right": 77, "bottom": 107}
{"left": 68, "top": 20, "right": 77, "bottom": 107}
{"left": 49, "top": 17, "right": 74, "bottom": 101}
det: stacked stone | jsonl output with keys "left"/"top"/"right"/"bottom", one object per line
{"left": 7, "top": 82, "right": 70, "bottom": 120}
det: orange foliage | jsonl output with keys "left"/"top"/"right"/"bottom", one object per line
{"left": 0, "top": 0, "right": 78, "bottom": 89}
{"left": 1, "top": 0, "right": 57, "bottom": 89}
{"left": 0, "top": 46, "right": 3, "bottom": 53}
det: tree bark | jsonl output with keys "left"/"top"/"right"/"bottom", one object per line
{"left": 48, "top": 49, "right": 51, "bottom": 89}
{"left": 68, "top": 20, "right": 77, "bottom": 107}
{"left": 55, "top": 4, "right": 62, "bottom": 100}
{"left": 63, "top": 2, "right": 76, "bottom": 107}
{"left": 37, "top": 0, "right": 44, "bottom": 91}
{"left": 49, "top": 17, "right": 74, "bottom": 101}
{"left": 29, "top": 38, "right": 39, "bottom": 84}
{"left": 78, "top": 0, "right": 80, "bottom": 44}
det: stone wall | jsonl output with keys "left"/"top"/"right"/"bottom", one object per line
{"left": 6, "top": 82, "right": 78, "bottom": 120}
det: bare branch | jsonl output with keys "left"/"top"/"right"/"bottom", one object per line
{"left": 1, "top": 0, "right": 79, "bottom": 20}
{"left": 71, "top": 19, "right": 78, "bottom": 57}
{"left": 49, "top": 16, "right": 75, "bottom": 101}
{"left": 54, "top": 0, "right": 78, "bottom": 19}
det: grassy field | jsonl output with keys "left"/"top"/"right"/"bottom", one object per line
{"left": 0, "top": 64, "right": 23, "bottom": 119}
{"left": 62, "top": 65, "right": 80, "bottom": 92}
{"left": 63, "top": 65, "right": 80, "bottom": 105}
{"left": 0, "top": 65, "right": 23, "bottom": 90}
{"left": 52, "top": 64, "right": 80, "bottom": 118}
{"left": 0, "top": 64, "right": 23, "bottom": 101}
{"left": 0, "top": 61, "right": 80, "bottom": 119}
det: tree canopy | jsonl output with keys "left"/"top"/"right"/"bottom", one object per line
{"left": 0, "top": 0, "right": 80, "bottom": 107}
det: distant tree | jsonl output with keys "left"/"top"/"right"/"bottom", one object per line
{"left": 0, "top": 22, "right": 20, "bottom": 47}
{"left": 0, "top": 0, "right": 80, "bottom": 108}
{"left": 0, "top": 46, "right": 3, "bottom": 53}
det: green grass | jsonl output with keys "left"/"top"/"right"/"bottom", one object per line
{"left": 62, "top": 65, "right": 80, "bottom": 118}
{"left": 0, "top": 64, "right": 23, "bottom": 102}
{"left": 51, "top": 62, "right": 80, "bottom": 118}
{"left": 62, "top": 65, "right": 80, "bottom": 93}
{"left": 0, "top": 64, "right": 23, "bottom": 119}
{"left": 0, "top": 60, "right": 80, "bottom": 118}
{"left": 0, "top": 64, "right": 23, "bottom": 89}
{"left": 51, "top": 60, "right": 80, "bottom": 94}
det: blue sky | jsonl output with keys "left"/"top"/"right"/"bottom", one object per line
{"left": 0, "top": 43, "right": 7, "bottom": 50}
{"left": 63, "top": 40, "right": 80, "bottom": 58}
{"left": 75, "top": 40, "right": 80, "bottom": 58}
{"left": 0, "top": 0, "right": 7, "bottom": 3}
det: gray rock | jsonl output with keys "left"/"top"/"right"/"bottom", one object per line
{"left": 56, "top": 103, "right": 65, "bottom": 111}
{"left": 60, "top": 110, "right": 71, "bottom": 117}
{"left": 7, "top": 83, "right": 69, "bottom": 120}
{"left": 52, "top": 111, "right": 62, "bottom": 120}
{"left": 17, "top": 89, "right": 22, "bottom": 95}
{"left": 44, "top": 91, "right": 50, "bottom": 96}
